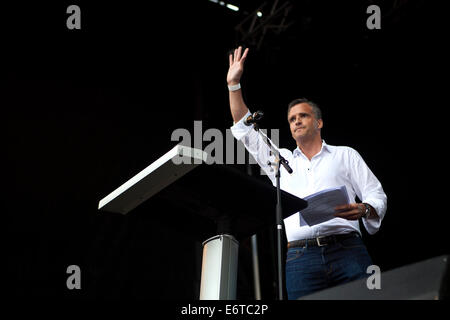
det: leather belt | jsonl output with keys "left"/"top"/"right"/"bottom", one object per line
{"left": 287, "top": 232, "right": 359, "bottom": 248}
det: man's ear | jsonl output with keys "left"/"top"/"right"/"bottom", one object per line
{"left": 317, "top": 119, "right": 323, "bottom": 129}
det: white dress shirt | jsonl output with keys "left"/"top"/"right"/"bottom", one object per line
{"left": 231, "top": 110, "right": 387, "bottom": 242}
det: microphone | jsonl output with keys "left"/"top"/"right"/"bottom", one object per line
{"left": 280, "top": 157, "right": 293, "bottom": 174}
{"left": 244, "top": 110, "right": 264, "bottom": 126}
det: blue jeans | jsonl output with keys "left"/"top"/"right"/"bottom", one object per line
{"left": 285, "top": 233, "right": 373, "bottom": 300}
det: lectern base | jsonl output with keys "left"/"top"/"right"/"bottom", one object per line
{"left": 200, "top": 234, "right": 239, "bottom": 300}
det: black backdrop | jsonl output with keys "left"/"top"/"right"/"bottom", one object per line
{"left": 5, "top": 0, "right": 448, "bottom": 300}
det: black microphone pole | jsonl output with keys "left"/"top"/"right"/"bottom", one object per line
{"left": 275, "top": 155, "right": 284, "bottom": 300}
{"left": 249, "top": 113, "right": 292, "bottom": 300}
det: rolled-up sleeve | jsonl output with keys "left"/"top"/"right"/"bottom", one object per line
{"left": 230, "top": 110, "right": 277, "bottom": 184}
{"left": 348, "top": 148, "right": 387, "bottom": 235}
{"left": 230, "top": 110, "right": 253, "bottom": 140}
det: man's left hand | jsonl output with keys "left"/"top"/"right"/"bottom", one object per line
{"left": 334, "top": 203, "right": 367, "bottom": 220}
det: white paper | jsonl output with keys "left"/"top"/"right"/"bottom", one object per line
{"left": 299, "top": 186, "right": 350, "bottom": 226}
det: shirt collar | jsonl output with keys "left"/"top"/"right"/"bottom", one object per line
{"left": 293, "top": 140, "right": 331, "bottom": 158}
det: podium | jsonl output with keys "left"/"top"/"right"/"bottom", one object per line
{"left": 98, "top": 145, "right": 307, "bottom": 299}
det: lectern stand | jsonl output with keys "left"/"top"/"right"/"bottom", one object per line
{"left": 200, "top": 234, "right": 239, "bottom": 299}
{"left": 98, "top": 145, "right": 307, "bottom": 300}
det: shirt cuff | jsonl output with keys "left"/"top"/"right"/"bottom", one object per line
{"left": 230, "top": 110, "right": 253, "bottom": 140}
{"left": 362, "top": 199, "right": 386, "bottom": 235}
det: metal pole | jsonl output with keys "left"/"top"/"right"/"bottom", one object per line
{"left": 275, "top": 161, "right": 284, "bottom": 300}
{"left": 247, "top": 162, "right": 262, "bottom": 300}
{"left": 251, "top": 234, "right": 262, "bottom": 300}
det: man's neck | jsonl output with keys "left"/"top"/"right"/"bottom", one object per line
{"left": 297, "top": 136, "right": 322, "bottom": 160}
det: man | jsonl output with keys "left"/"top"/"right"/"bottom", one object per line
{"left": 227, "top": 46, "right": 387, "bottom": 299}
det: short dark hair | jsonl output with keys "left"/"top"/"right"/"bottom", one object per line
{"left": 287, "top": 98, "right": 322, "bottom": 120}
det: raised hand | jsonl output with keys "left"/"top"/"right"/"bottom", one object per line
{"left": 227, "top": 46, "right": 249, "bottom": 86}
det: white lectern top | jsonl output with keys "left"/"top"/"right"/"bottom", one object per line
{"left": 98, "top": 145, "right": 207, "bottom": 214}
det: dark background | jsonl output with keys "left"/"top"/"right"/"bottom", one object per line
{"left": 5, "top": 0, "right": 448, "bottom": 300}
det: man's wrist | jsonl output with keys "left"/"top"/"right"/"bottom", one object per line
{"left": 361, "top": 203, "right": 371, "bottom": 218}
{"left": 227, "top": 79, "right": 240, "bottom": 85}
{"left": 228, "top": 83, "right": 241, "bottom": 92}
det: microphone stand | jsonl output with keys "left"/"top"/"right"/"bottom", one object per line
{"left": 251, "top": 121, "right": 292, "bottom": 300}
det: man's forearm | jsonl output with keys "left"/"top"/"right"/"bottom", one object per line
{"left": 229, "top": 87, "right": 249, "bottom": 123}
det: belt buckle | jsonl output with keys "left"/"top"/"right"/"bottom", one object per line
{"left": 316, "top": 236, "right": 327, "bottom": 247}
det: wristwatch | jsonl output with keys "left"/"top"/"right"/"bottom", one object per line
{"left": 362, "top": 203, "right": 371, "bottom": 218}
